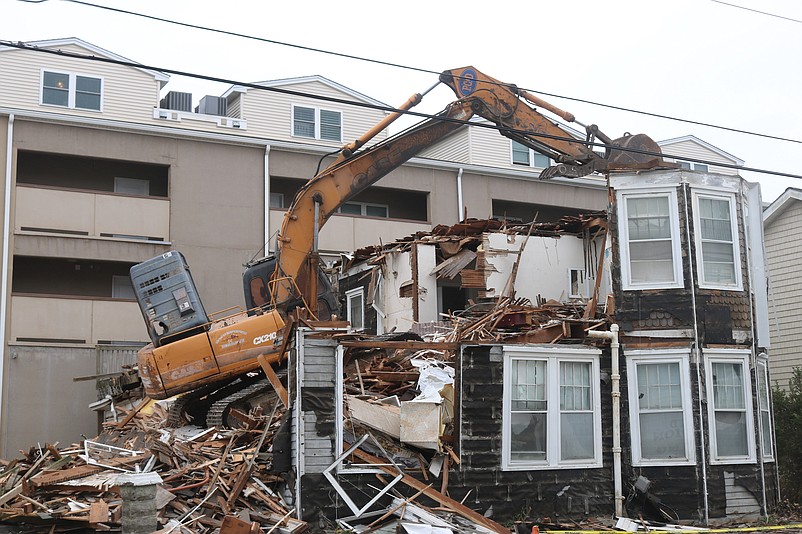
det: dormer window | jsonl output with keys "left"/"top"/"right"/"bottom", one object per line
{"left": 41, "top": 70, "right": 102, "bottom": 111}
{"left": 292, "top": 105, "right": 342, "bottom": 141}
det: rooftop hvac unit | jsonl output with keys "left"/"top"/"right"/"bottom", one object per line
{"left": 160, "top": 91, "right": 192, "bottom": 112}
{"left": 195, "top": 95, "right": 227, "bottom": 116}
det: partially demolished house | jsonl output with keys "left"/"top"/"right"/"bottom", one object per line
{"left": 290, "top": 168, "right": 776, "bottom": 528}
{"left": 0, "top": 168, "right": 776, "bottom": 533}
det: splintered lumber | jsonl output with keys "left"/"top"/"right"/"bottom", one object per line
{"left": 347, "top": 445, "right": 508, "bottom": 533}
{"left": 220, "top": 514, "right": 260, "bottom": 534}
{"left": 28, "top": 455, "right": 144, "bottom": 488}
{"left": 258, "top": 354, "right": 289, "bottom": 408}
{"left": 116, "top": 396, "right": 151, "bottom": 428}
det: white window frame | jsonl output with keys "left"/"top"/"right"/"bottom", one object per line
{"left": 755, "top": 356, "right": 774, "bottom": 462}
{"left": 291, "top": 104, "right": 342, "bottom": 142}
{"left": 567, "top": 268, "right": 587, "bottom": 299}
{"left": 704, "top": 349, "right": 756, "bottom": 464}
{"left": 40, "top": 69, "right": 103, "bottom": 111}
{"left": 502, "top": 346, "right": 602, "bottom": 471}
{"left": 690, "top": 189, "right": 742, "bottom": 291}
{"left": 617, "top": 188, "right": 684, "bottom": 290}
{"left": 345, "top": 287, "right": 365, "bottom": 332}
{"left": 626, "top": 349, "right": 696, "bottom": 466}
{"left": 510, "top": 140, "right": 551, "bottom": 169}
{"left": 676, "top": 160, "right": 709, "bottom": 173}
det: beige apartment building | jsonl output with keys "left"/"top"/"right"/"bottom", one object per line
{"left": 0, "top": 39, "right": 618, "bottom": 455}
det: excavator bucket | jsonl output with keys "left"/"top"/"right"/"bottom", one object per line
{"left": 606, "top": 133, "right": 669, "bottom": 171}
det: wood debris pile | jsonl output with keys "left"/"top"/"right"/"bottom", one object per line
{"left": 0, "top": 398, "right": 305, "bottom": 533}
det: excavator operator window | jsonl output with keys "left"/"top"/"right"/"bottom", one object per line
{"left": 250, "top": 277, "right": 269, "bottom": 308}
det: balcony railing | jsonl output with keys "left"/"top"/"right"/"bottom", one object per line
{"left": 15, "top": 186, "right": 170, "bottom": 242}
{"left": 10, "top": 295, "right": 150, "bottom": 345}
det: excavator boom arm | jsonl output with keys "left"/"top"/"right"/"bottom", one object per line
{"left": 271, "top": 100, "right": 475, "bottom": 307}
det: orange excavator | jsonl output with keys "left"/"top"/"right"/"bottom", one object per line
{"left": 131, "top": 66, "right": 670, "bottom": 426}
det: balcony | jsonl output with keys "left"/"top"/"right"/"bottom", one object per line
{"left": 268, "top": 209, "right": 430, "bottom": 255}
{"left": 15, "top": 185, "right": 170, "bottom": 242}
{"left": 10, "top": 295, "right": 149, "bottom": 345}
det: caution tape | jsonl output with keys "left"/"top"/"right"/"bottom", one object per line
{"left": 542, "top": 524, "right": 802, "bottom": 534}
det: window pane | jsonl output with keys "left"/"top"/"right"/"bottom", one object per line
{"left": 510, "top": 412, "right": 546, "bottom": 461}
{"left": 293, "top": 106, "right": 315, "bottom": 137}
{"left": 269, "top": 192, "right": 284, "bottom": 209}
{"left": 75, "top": 76, "right": 101, "bottom": 110}
{"left": 714, "top": 411, "right": 748, "bottom": 456}
{"left": 512, "top": 359, "right": 547, "bottom": 411}
{"left": 320, "top": 109, "right": 341, "bottom": 141}
{"left": 348, "top": 293, "right": 363, "bottom": 330}
{"left": 712, "top": 363, "right": 744, "bottom": 409}
{"left": 638, "top": 362, "right": 682, "bottom": 409}
{"left": 693, "top": 163, "right": 709, "bottom": 172}
{"left": 639, "top": 412, "right": 687, "bottom": 459}
{"left": 560, "top": 362, "right": 591, "bottom": 411}
{"left": 339, "top": 203, "right": 362, "bottom": 215}
{"left": 561, "top": 413, "right": 593, "bottom": 460}
{"left": 365, "top": 205, "right": 388, "bottom": 218}
{"left": 511, "top": 141, "right": 530, "bottom": 165}
{"left": 533, "top": 153, "right": 551, "bottom": 168}
{"left": 43, "top": 71, "right": 69, "bottom": 106}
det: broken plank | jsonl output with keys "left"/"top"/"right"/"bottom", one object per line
{"left": 116, "top": 396, "right": 151, "bottom": 429}
{"left": 348, "top": 445, "right": 508, "bottom": 533}
{"left": 88, "top": 500, "right": 109, "bottom": 524}
{"left": 258, "top": 354, "right": 289, "bottom": 409}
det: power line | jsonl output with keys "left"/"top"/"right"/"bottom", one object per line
{"left": 14, "top": 0, "right": 802, "bottom": 146}
{"left": 1, "top": 39, "right": 801, "bottom": 181}
{"left": 709, "top": 0, "right": 802, "bottom": 24}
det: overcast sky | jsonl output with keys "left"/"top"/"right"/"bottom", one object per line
{"left": 2, "top": 0, "right": 800, "bottom": 202}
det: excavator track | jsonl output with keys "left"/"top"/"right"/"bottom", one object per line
{"left": 206, "top": 378, "right": 277, "bottom": 429}
{"left": 167, "top": 375, "right": 261, "bottom": 428}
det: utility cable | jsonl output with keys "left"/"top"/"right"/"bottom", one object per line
{"left": 709, "top": 0, "right": 802, "bottom": 24}
{"left": 2, "top": 40, "right": 801, "bottom": 181}
{"left": 12, "top": 0, "right": 802, "bottom": 145}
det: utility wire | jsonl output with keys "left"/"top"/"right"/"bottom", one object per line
{"left": 13, "top": 0, "right": 802, "bottom": 146}
{"left": 709, "top": 0, "right": 802, "bottom": 24}
{"left": 2, "top": 40, "right": 801, "bottom": 181}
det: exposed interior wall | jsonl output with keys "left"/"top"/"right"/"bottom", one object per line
{"left": 482, "top": 233, "right": 608, "bottom": 303}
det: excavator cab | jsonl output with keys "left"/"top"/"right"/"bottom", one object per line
{"left": 242, "top": 255, "right": 339, "bottom": 321}
{"left": 130, "top": 251, "right": 210, "bottom": 347}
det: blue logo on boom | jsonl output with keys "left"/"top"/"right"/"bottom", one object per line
{"left": 457, "top": 68, "right": 478, "bottom": 97}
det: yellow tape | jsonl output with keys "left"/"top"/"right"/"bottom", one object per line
{"left": 543, "top": 524, "right": 802, "bottom": 534}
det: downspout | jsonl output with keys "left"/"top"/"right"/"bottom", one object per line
{"left": 0, "top": 114, "right": 13, "bottom": 455}
{"left": 264, "top": 144, "right": 271, "bottom": 252}
{"left": 456, "top": 167, "right": 464, "bottom": 223}
{"left": 588, "top": 324, "right": 621, "bottom": 516}
{"left": 683, "top": 180, "right": 709, "bottom": 524}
